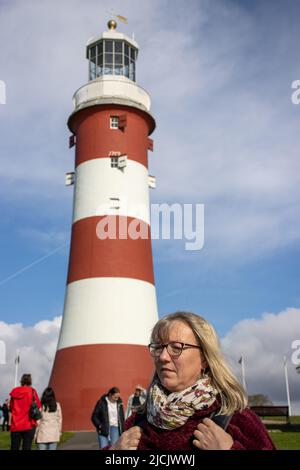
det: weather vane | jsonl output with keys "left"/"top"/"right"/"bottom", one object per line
{"left": 106, "top": 8, "right": 128, "bottom": 25}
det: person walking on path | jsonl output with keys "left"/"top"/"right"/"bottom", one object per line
{"left": 126, "top": 385, "right": 146, "bottom": 419}
{"left": 35, "top": 387, "right": 62, "bottom": 450}
{"left": 9, "top": 373, "right": 41, "bottom": 450}
{"left": 2, "top": 399, "right": 10, "bottom": 431}
{"left": 91, "top": 386, "right": 124, "bottom": 449}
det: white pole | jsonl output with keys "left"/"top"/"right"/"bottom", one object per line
{"left": 14, "top": 349, "right": 19, "bottom": 387}
{"left": 283, "top": 355, "right": 292, "bottom": 417}
{"left": 241, "top": 356, "right": 247, "bottom": 392}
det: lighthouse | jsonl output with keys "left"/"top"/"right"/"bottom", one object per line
{"left": 49, "top": 19, "right": 158, "bottom": 431}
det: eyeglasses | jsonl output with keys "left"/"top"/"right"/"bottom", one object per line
{"left": 148, "top": 342, "right": 202, "bottom": 358}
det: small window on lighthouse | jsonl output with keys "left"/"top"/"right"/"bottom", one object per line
{"left": 111, "top": 157, "right": 119, "bottom": 168}
{"left": 110, "top": 116, "right": 119, "bottom": 129}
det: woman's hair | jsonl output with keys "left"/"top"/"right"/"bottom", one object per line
{"left": 107, "top": 387, "right": 120, "bottom": 396}
{"left": 150, "top": 311, "right": 248, "bottom": 415}
{"left": 20, "top": 374, "right": 32, "bottom": 386}
{"left": 41, "top": 387, "right": 57, "bottom": 412}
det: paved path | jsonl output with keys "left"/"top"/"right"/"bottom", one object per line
{"left": 58, "top": 432, "right": 99, "bottom": 450}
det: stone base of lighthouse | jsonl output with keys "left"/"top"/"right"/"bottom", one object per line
{"left": 49, "top": 344, "right": 154, "bottom": 431}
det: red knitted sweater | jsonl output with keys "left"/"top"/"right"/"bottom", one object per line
{"left": 124, "top": 401, "right": 276, "bottom": 450}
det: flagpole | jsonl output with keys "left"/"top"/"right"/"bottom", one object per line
{"left": 241, "top": 356, "right": 247, "bottom": 391}
{"left": 14, "top": 349, "right": 19, "bottom": 387}
{"left": 238, "top": 355, "right": 247, "bottom": 391}
{"left": 283, "top": 355, "right": 292, "bottom": 417}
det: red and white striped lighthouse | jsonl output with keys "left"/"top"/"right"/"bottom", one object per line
{"left": 49, "top": 19, "right": 158, "bottom": 431}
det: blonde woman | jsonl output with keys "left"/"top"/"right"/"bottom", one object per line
{"left": 111, "top": 312, "right": 275, "bottom": 450}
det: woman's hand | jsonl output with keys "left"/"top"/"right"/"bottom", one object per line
{"left": 193, "top": 418, "right": 234, "bottom": 450}
{"left": 111, "top": 426, "right": 142, "bottom": 450}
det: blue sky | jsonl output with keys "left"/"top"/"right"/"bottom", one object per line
{"left": 0, "top": 0, "right": 300, "bottom": 409}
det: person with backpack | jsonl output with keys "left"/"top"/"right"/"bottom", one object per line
{"left": 35, "top": 387, "right": 62, "bottom": 450}
{"left": 110, "top": 312, "right": 276, "bottom": 450}
{"left": 9, "top": 373, "right": 41, "bottom": 450}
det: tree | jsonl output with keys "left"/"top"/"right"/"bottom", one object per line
{"left": 248, "top": 394, "right": 273, "bottom": 406}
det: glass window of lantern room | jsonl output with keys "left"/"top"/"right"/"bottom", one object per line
{"left": 129, "top": 60, "right": 135, "bottom": 81}
{"left": 104, "top": 40, "right": 113, "bottom": 75}
{"left": 89, "top": 46, "right": 97, "bottom": 80}
{"left": 91, "top": 45, "right": 96, "bottom": 58}
{"left": 129, "top": 47, "right": 136, "bottom": 80}
{"left": 114, "top": 40, "right": 123, "bottom": 75}
{"left": 105, "top": 40, "right": 113, "bottom": 52}
{"left": 130, "top": 47, "right": 135, "bottom": 60}
{"left": 96, "top": 53, "right": 103, "bottom": 76}
{"left": 115, "top": 53, "right": 123, "bottom": 75}
{"left": 124, "top": 44, "right": 130, "bottom": 78}
{"left": 96, "top": 41, "right": 103, "bottom": 77}
{"left": 115, "top": 40, "right": 122, "bottom": 53}
{"left": 98, "top": 42, "right": 103, "bottom": 54}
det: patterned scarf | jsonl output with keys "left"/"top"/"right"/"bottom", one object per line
{"left": 147, "top": 375, "right": 218, "bottom": 430}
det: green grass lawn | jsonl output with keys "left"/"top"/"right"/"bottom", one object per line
{"left": 0, "top": 431, "right": 74, "bottom": 450}
{"left": 263, "top": 416, "right": 300, "bottom": 424}
{"left": 270, "top": 432, "right": 300, "bottom": 450}
{"left": 265, "top": 416, "right": 300, "bottom": 450}
{"left": 290, "top": 416, "right": 300, "bottom": 425}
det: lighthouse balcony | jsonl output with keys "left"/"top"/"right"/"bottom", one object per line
{"left": 72, "top": 75, "right": 151, "bottom": 113}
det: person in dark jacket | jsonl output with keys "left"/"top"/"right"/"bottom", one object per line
{"left": 91, "top": 387, "right": 124, "bottom": 449}
{"left": 109, "top": 312, "right": 276, "bottom": 450}
{"left": 2, "top": 399, "right": 10, "bottom": 431}
{"left": 9, "top": 373, "right": 41, "bottom": 450}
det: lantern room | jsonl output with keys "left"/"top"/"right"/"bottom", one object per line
{"left": 86, "top": 20, "right": 138, "bottom": 82}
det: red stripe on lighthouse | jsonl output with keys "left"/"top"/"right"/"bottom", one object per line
{"left": 49, "top": 344, "right": 154, "bottom": 431}
{"left": 67, "top": 215, "right": 155, "bottom": 285}
{"left": 68, "top": 105, "right": 155, "bottom": 169}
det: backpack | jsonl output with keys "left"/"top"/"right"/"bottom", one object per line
{"left": 209, "top": 409, "right": 233, "bottom": 431}
{"left": 29, "top": 389, "right": 42, "bottom": 421}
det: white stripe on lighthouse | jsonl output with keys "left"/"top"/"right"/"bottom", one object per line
{"left": 73, "top": 158, "right": 151, "bottom": 225}
{"left": 57, "top": 277, "right": 158, "bottom": 350}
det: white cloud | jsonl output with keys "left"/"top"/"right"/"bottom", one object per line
{"left": 0, "top": 307, "right": 299, "bottom": 415}
{"left": 222, "top": 307, "right": 300, "bottom": 414}
{"left": 0, "top": 316, "right": 62, "bottom": 403}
